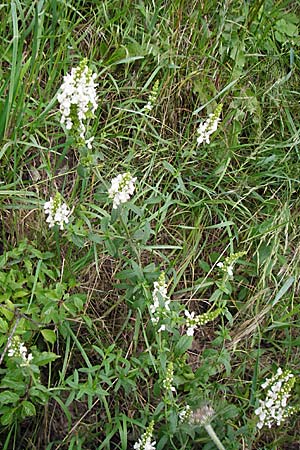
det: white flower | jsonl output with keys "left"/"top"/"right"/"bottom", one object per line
{"left": 144, "top": 101, "right": 153, "bottom": 112}
{"left": 134, "top": 421, "right": 156, "bottom": 450}
{"left": 58, "top": 61, "right": 98, "bottom": 143}
{"left": 196, "top": 105, "right": 222, "bottom": 146}
{"left": 255, "top": 368, "right": 296, "bottom": 429}
{"left": 108, "top": 173, "right": 137, "bottom": 209}
{"left": 227, "top": 265, "right": 234, "bottom": 277}
{"left": 143, "top": 80, "right": 159, "bottom": 114}
{"left": 150, "top": 273, "right": 170, "bottom": 327}
{"left": 44, "top": 193, "right": 70, "bottom": 230}
{"left": 85, "top": 136, "right": 94, "bottom": 149}
{"left": 134, "top": 437, "right": 156, "bottom": 450}
{"left": 7, "top": 338, "right": 33, "bottom": 366}
{"left": 179, "top": 405, "right": 191, "bottom": 423}
{"left": 184, "top": 310, "right": 197, "bottom": 336}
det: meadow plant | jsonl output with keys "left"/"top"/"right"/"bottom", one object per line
{"left": 190, "top": 406, "right": 226, "bottom": 450}
{"left": 7, "top": 336, "right": 33, "bottom": 367}
{"left": 134, "top": 421, "right": 156, "bottom": 450}
{"left": 217, "top": 251, "right": 246, "bottom": 278}
{"left": 255, "top": 368, "right": 298, "bottom": 429}
{"left": 150, "top": 272, "right": 170, "bottom": 326}
{"left": 108, "top": 172, "right": 137, "bottom": 209}
{"left": 178, "top": 405, "right": 192, "bottom": 423}
{"left": 57, "top": 59, "right": 98, "bottom": 147}
{"left": 44, "top": 192, "right": 70, "bottom": 230}
{"left": 162, "top": 362, "right": 176, "bottom": 393}
{"left": 143, "top": 80, "right": 160, "bottom": 113}
{"left": 184, "top": 308, "right": 222, "bottom": 336}
{"left": 196, "top": 104, "right": 222, "bottom": 145}
{"left": 1, "top": 1, "right": 299, "bottom": 448}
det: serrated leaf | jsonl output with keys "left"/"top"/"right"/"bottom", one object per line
{"left": 41, "top": 329, "right": 56, "bottom": 344}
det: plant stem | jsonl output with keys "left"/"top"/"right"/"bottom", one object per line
{"left": 204, "top": 424, "right": 226, "bottom": 450}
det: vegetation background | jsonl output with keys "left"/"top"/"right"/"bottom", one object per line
{"left": 0, "top": 0, "right": 300, "bottom": 449}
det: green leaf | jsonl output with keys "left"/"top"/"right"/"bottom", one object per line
{"left": 41, "top": 329, "right": 56, "bottom": 344}
{"left": 0, "top": 407, "right": 16, "bottom": 425}
{"left": 272, "top": 277, "right": 294, "bottom": 306}
{"left": 0, "top": 317, "right": 8, "bottom": 333}
{"left": 0, "top": 391, "right": 20, "bottom": 404}
{"left": 174, "top": 335, "right": 193, "bottom": 357}
{"left": 33, "top": 352, "right": 60, "bottom": 366}
{"left": 21, "top": 400, "right": 36, "bottom": 418}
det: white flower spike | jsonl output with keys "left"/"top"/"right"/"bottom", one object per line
{"left": 58, "top": 59, "right": 98, "bottom": 146}
{"left": 197, "top": 104, "right": 222, "bottom": 146}
{"left": 255, "top": 367, "right": 297, "bottom": 429}
{"left": 108, "top": 172, "right": 137, "bottom": 209}
{"left": 44, "top": 192, "right": 70, "bottom": 230}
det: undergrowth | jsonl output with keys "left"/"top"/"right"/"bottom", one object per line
{"left": 0, "top": 1, "right": 300, "bottom": 449}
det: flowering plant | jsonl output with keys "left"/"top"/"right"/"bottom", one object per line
{"left": 57, "top": 59, "right": 98, "bottom": 147}
{"left": 255, "top": 367, "right": 298, "bottom": 429}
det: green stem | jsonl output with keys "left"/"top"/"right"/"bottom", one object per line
{"left": 204, "top": 424, "right": 226, "bottom": 450}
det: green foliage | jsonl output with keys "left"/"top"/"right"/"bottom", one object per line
{"left": 0, "top": 241, "right": 86, "bottom": 430}
{"left": 0, "top": 0, "right": 300, "bottom": 448}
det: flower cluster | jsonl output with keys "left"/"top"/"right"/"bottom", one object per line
{"left": 190, "top": 405, "right": 215, "bottom": 426}
{"left": 57, "top": 59, "right": 98, "bottom": 147}
{"left": 179, "top": 405, "right": 192, "bottom": 423}
{"left": 44, "top": 192, "right": 70, "bottom": 230}
{"left": 255, "top": 367, "right": 297, "bottom": 429}
{"left": 163, "top": 362, "right": 176, "bottom": 393}
{"left": 197, "top": 104, "right": 222, "bottom": 145}
{"left": 143, "top": 80, "right": 160, "bottom": 113}
{"left": 134, "top": 421, "right": 156, "bottom": 450}
{"left": 185, "top": 308, "right": 221, "bottom": 336}
{"left": 150, "top": 272, "right": 170, "bottom": 328}
{"left": 8, "top": 336, "right": 33, "bottom": 367}
{"left": 216, "top": 251, "right": 246, "bottom": 278}
{"left": 108, "top": 172, "right": 137, "bottom": 209}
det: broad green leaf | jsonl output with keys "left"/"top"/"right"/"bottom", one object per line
{"left": 174, "top": 335, "right": 193, "bottom": 357}
{"left": 21, "top": 400, "right": 36, "bottom": 418}
{"left": 33, "top": 352, "right": 60, "bottom": 366}
{"left": 0, "top": 407, "right": 16, "bottom": 425}
{"left": 0, "top": 391, "right": 19, "bottom": 404}
{"left": 0, "top": 318, "right": 8, "bottom": 333}
{"left": 41, "top": 329, "right": 56, "bottom": 344}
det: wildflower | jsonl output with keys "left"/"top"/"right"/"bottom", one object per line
{"left": 108, "top": 172, "right": 137, "bottom": 209}
{"left": 190, "top": 405, "right": 215, "bottom": 426}
{"left": 57, "top": 59, "right": 98, "bottom": 146}
{"left": 7, "top": 337, "right": 33, "bottom": 366}
{"left": 216, "top": 261, "right": 233, "bottom": 277}
{"left": 143, "top": 80, "right": 159, "bottom": 113}
{"left": 255, "top": 368, "right": 298, "bottom": 429}
{"left": 179, "top": 405, "right": 192, "bottom": 423}
{"left": 134, "top": 421, "right": 156, "bottom": 450}
{"left": 197, "top": 104, "right": 222, "bottom": 145}
{"left": 150, "top": 272, "right": 170, "bottom": 326}
{"left": 44, "top": 192, "right": 70, "bottom": 230}
{"left": 216, "top": 251, "right": 246, "bottom": 278}
{"left": 184, "top": 308, "right": 221, "bottom": 336}
{"left": 85, "top": 136, "right": 94, "bottom": 149}
{"left": 185, "top": 310, "right": 197, "bottom": 336}
{"left": 163, "top": 362, "right": 176, "bottom": 393}
{"left": 190, "top": 405, "right": 226, "bottom": 450}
